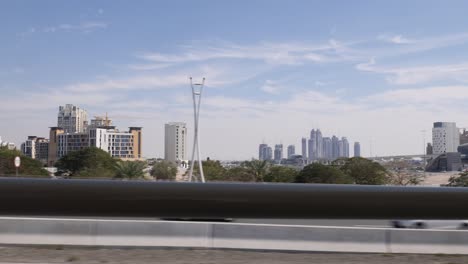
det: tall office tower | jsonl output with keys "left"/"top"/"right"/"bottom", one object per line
{"left": 57, "top": 104, "right": 88, "bottom": 133}
{"left": 164, "top": 122, "right": 187, "bottom": 163}
{"left": 309, "top": 129, "right": 317, "bottom": 161}
{"left": 287, "top": 145, "right": 295, "bottom": 158}
{"left": 331, "top": 135, "right": 339, "bottom": 160}
{"left": 322, "top": 137, "right": 332, "bottom": 160}
{"left": 258, "top": 143, "right": 268, "bottom": 160}
{"left": 338, "top": 139, "right": 344, "bottom": 157}
{"left": 342, "top": 137, "right": 350, "bottom": 157}
{"left": 354, "top": 142, "right": 361, "bottom": 157}
{"left": 301, "top": 137, "right": 307, "bottom": 160}
{"left": 265, "top": 146, "right": 273, "bottom": 161}
{"left": 274, "top": 144, "right": 283, "bottom": 163}
{"left": 432, "top": 122, "right": 460, "bottom": 154}
{"left": 316, "top": 129, "right": 323, "bottom": 159}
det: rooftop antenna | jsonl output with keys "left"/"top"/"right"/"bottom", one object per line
{"left": 188, "top": 77, "right": 206, "bottom": 183}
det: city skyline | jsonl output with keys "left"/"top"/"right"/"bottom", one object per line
{"left": 3, "top": 1, "right": 468, "bottom": 160}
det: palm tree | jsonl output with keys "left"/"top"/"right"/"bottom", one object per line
{"left": 113, "top": 161, "right": 146, "bottom": 180}
{"left": 243, "top": 159, "right": 269, "bottom": 182}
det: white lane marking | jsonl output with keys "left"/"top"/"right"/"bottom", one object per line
{"left": 354, "top": 225, "right": 390, "bottom": 228}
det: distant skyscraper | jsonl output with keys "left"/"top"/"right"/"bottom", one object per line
{"left": 322, "top": 137, "right": 332, "bottom": 160}
{"left": 259, "top": 143, "right": 268, "bottom": 160}
{"left": 164, "top": 122, "right": 187, "bottom": 163}
{"left": 354, "top": 142, "right": 361, "bottom": 157}
{"left": 57, "top": 104, "right": 88, "bottom": 133}
{"left": 338, "top": 139, "right": 344, "bottom": 157}
{"left": 309, "top": 129, "right": 317, "bottom": 161}
{"left": 287, "top": 145, "right": 295, "bottom": 158}
{"left": 301, "top": 138, "right": 307, "bottom": 160}
{"left": 316, "top": 129, "right": 323, "bottom": 159}
{"left": 432, "top": 122, "right": 460, "bottom": 154}
{"left": 331, "top": 135, "right": 339, "bottom": 160}
{"left": 265, "top": 146, "right": 273, "bottom": 161}
{"left": 274, "top": 144, "right": 283, "bottom": 162}
{"left": 342, "top": 137, "right": 350, "bottom": 157}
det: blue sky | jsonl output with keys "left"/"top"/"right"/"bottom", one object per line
{"left": 2, "top": 1, "right": 468, "bottom": 159}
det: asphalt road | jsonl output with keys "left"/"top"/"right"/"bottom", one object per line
{"left": 0, "top": 247, "right": 466, "bottom": 264}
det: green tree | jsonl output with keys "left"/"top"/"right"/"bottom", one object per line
{"left": 224, "top": 166, "right": 256, "bottom": 182}
{"left": 242, "top": 159, "right": 270, "bottom": 182}
{"left": 339, "top": 157, "right": 390, "bottom": 185}
{"left": 296, "top": 163, "right": 353, "bottom": 184}
{"left": 55, "top": 147, "right": 117, "bottom": 178}
{"left": 113, "top": 160, "right": 146, "bottom": 180}
{"left": 264, "top": 166, "right": 298, "bottom": 183}
{"left": 189, "top": 160, "right": 227, "bottom": 181}
{"left": 0, "top": 147, "right": 49, "bottom": 177}
{"left": 446, "top": 171, "right": 468, "bottom": 187}
{"left": 151, "top": 160, "right": 177, "bottom": 181}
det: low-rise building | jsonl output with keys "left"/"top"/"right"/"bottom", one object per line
{"left": 21, "top": 136, "right": 49, "bottom": 165}
{"left": 90, "top": 127, "right": 142, "bottom": 160}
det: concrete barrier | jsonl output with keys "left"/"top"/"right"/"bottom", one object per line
{"left": 0, "top": 217, "right": 468, "bottom": 254}
{"left": 389, "top": 229, "right": 468, "bottom": 254}
{"left": 212, "top": 224, "right": 388, "bottom": 253}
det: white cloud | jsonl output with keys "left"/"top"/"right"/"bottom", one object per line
{"left": 378, "top": 34, "right": 413, "bottom": 44}
{"left": 363, "top": 85, "right": 468, "bottom": 105}
{"left": 137, "top": 40, "right": 357, "bottom": 67}
{"left": 356, "top": 58, "right": 468, "bottom": 85}
{"left": 19, "top": 21, "right": 108, "bottom": 36}
{"left": 260, "top": 80, "right": 280, "bottom": 94}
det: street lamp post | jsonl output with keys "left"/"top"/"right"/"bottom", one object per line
{"left": 188, "top": 77, "right": 206, "bottom": 183}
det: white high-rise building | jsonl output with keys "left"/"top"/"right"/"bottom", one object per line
{"left": 287, "top": 145, "right": 295, "bottom": 158}
{"left": 57, "top": 104, "right": 88, "bottom": 133}
{"left": 301, "top": 138, "right": 307, "bottom": 160}
{"left": 354, "top": 142, "right": 361, "bottom": 157}
{"left": 432, "top": 122, "right": 460, "bottom": 154}
{"left": 342, "top": 137, "right": 350, "bottom": 158}
{"left": 316, "top": 129, "right": 323, "bottom": 159}
{"left": 165, "top": 122, "right": 187, "bottom": 163}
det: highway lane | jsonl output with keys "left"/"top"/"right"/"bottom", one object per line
{"left": 234, "top": 218, "right": 390, "bottom": 228}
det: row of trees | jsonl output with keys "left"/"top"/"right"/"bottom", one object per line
{"left": 55, "top": 147, "right": 179, "bottom": 180}
{"left": 9, "top": 145, "right": 468, "bottom": 187}
{"left": 187, "top": 157, "right": 416, "bottom": 185}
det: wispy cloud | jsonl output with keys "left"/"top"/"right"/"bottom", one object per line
{"left": 18, "top": 21, "right": 108, "bottom": 36}
{"left": 133, "top": 39, "right": 358, "bottom": 69}
{"left": 356, "top": 58, "right": 468, "bottom": 85}
{"left": 363, "top": 85, "right": 468, "bottom": 105}
{"left": 378, "top": 34, "right": 413, "bottom": 44}
{"left": 260, "top": 80, "right": 280, "bottom": 94}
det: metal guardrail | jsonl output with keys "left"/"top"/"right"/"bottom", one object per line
{"left": 0, "top": 177, "right": 467, "bottom": 219}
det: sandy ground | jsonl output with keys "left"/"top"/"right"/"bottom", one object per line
{"left": 422, "top": 172, "right": 459, "bottom": 186}
{"left": 0, "top": 247, "right": 467, "bottom": 264}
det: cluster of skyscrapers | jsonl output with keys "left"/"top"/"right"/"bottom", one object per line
{"left": 258, "top": 143, "right": 297, "bottom": 163}
{"left": 20, "top": 104, "right": 143, "bottom": 167}
{"left": 302, "top": 129, "right": 356, "bottom": 162}
{"left": 258, "top": 128, "right": 361, "bottom": 164}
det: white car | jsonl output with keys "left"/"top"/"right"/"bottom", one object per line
{"left": 391, "top": 220, "right": 468, "bottom": 230}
